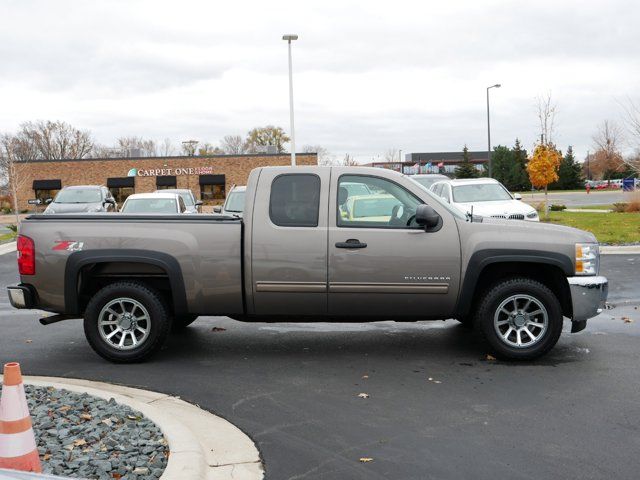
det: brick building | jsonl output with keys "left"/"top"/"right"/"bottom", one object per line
{"left": 15, "top": 153, "right": 317, "bottom": 210}
{"left": 369, "top": 151, "right": 488, "bottom": 175}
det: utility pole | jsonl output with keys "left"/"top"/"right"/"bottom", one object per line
{"left": 486, "top": 84, "right": 501, "bottom": 177}
{"left": 282, "top": 34, "right": 298, "bottom": 166}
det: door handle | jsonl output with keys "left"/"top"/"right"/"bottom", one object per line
{"left": 335, "top": 239, "right": 367, "bottom": 249}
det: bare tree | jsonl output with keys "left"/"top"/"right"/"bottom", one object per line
{"left": 620, "top": 97, "right": 640, "bottom": 174}
{"left": 591, "top": 120, "right": 625, "bottom": 179}
{"left": 181, "top": 140, "right": 199, "bottom": 156}
{"left": 536, "top": 92, "right": 557, "bottom": 145}
{"left": 384, "top": 148, "right": 400, "bottom": 163}
{"left": 220, "top": 135, "right": 246, "bottom": 155}
{"left": 302, "top": 145, "right": 333, "bottom": 166}
{"left": 340, "top": 153, "right": 359, "bottom": 166}
{"left": 198, "top": 143, "right": 223, "bottom": 156}
{"left": 116, "top": 136, "right": 157, "bottom": 157}
{"left": 18, "top": 120, "right": 93, "bottom": 159}
{"left": 0, "top": 135, "right": 29, "bottom": 224}
{"left": 161, "top": 138, "right": 175, "bottom": 157}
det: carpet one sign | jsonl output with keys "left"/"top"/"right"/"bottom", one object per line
{"left": 127, "top": 166, "right": 215, "bottom": 177}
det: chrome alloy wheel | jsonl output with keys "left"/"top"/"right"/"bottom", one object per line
{"left": 98, "top": 297, "right": 151, "bottom": 350}
{"left": 493, "top": 294, "right": 549, "bottom": 348}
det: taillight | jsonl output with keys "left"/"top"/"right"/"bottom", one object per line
{"left": 17, "top": 235, "right": 35, "bottom": 275}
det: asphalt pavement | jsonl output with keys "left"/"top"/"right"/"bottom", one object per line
{"left": 520, "top": 189, "right": 627, "bottom": 207}
{"left": 1, "top": 252, "right": 639, "bottom": 480}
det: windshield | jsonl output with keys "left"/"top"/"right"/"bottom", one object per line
{"left": 224, "top": 191, "right": 245, "bottom": 212}
{"left": 453, "top": 183, "right": 513, "bottom": 203}
{"left": 122, "top": 198, "right": 177, "bottom": 213}
{"left": 54, "top": 189, "right": 102, "bottom": 204}
{"left": 177, "top": 193, "right": 194, "bottom": 206}
{"left": 406, "top": 177, "right": 466, "bottom": 220}
{"left": 412, "top": 176, "right": 445, "bottom": 189}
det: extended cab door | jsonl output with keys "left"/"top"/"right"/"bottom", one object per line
{"left": 328, "top": 169, "right": 461, "bottom": 318}
{"left": 249, "top": 167, "right": 330, "bottom": 315}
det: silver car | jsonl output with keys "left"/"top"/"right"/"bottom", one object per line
{"left": 154, "top": 189, "right": 202, "bottom": 213}
{"left": 44, "top": 186, "right": 117, "bottom": 214}
{"left": 214, "top": 185, "right": 245, "bottom": 216}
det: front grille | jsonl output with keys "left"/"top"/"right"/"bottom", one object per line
{"left": 490, "top": 215, "right": 507, "bottom": 219}
{"left": 509, "top": 213, "right": 525, "bottom": 220}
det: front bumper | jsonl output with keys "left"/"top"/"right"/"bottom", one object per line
{"left": 7, "top": 285, "right": 35, "bottom": 309}
{"left": 568, "top": 275, "right": 608, "bottom": 332}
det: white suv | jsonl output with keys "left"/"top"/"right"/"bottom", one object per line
{"left": 430, "top": 178, "right": 539, "bottom": 221}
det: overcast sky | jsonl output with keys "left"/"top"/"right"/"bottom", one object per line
{"left": 1, "top": 0, "right": 638, "bottom": 163}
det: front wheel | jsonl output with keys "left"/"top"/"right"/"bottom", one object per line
{"left": 84, "top": 281, "right": 172, "bottom": 363}
{"left": 475, "top": 277, "right": 563, "bottom": 360}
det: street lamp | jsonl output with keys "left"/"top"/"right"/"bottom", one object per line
{"left": 486, "top": 83, "right": 501, "bottom": 177}
{"left": 282, "top": 34, "right": 298, "bottom": 166}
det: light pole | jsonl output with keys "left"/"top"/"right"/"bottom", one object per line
{"left": 282, "top": 34, "right": 298, "bottom": 166}
{"left": 486, "top": 83, "right": 501, "bottom": 177}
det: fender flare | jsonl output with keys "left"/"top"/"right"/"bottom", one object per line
{"left": 455, "top": 249, "right": 573, "bottom": 318}
{"left": 64, "top": 249, "right": 188, "bottom": 316}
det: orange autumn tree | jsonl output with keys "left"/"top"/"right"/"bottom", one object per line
{"left": 527, "top": 143, "right": 562, "bottom": 217}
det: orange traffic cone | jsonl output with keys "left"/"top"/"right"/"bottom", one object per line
{"left": 0, "top": 362, "right": 42, "bottom": 472}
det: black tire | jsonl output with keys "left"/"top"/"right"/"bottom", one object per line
{"left": 84, "top": 281, "right": 172, "bottom": 363}
{"left": 474, "top": 277, "right": 563, "bottom": 360}
{"left": 172, "top": 314, "right": 198, "bottom": 331}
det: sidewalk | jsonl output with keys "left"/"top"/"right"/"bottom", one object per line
{"left": 0, "top": 376, "right": 263, "bottom": 480}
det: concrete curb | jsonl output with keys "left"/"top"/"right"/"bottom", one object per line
{"left": 600, "top": 245, "right": 640, "bottom": 255}
{"left": 2, "top": 376, "right": 263, "bottom": 480}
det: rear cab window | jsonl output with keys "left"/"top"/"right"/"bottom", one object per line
{"left": 269, "top": 174, "right": 321, "bottom": 227}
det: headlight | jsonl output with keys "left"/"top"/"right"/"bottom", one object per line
{"left": 575, "top": 243, "right": 599, "bottom": 276}
{"left": 526, "top": 211, "right": 539, "bottom": 219}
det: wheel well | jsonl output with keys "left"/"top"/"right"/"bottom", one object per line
{"left": 76, "top": 262, "right": 173, "bottom": 315}
{"left": 469, "top": 262, "right": 572, "bottom": 318}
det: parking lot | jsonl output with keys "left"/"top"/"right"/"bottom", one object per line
{"left": 1, "top": 250, "right": 639, "bottom": 479}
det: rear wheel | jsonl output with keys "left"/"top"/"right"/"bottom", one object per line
{"left": 475, "top": 277, "right": 563, "bottom": 360}
{"left": 84, "top": 281, "right": 172, "bottom": 363}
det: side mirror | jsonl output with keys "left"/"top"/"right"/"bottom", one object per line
{"left": 195, "top": 200, "right": 203, "bottom": 207}
{"left": 45, "top": 198, "right": 53, "bottom": 204}
{"left": 104, "top": 198, "right": 116, "bottom": 205}
{"left": 415, "top": 204, "right": 441, "bottom": 231}
{"left": 213, "top": 206, "right": 222, "bottom": 213}
{"left": 513, "top": 193, "right": 523, "bottom": 201}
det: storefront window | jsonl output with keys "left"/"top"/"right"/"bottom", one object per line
{"left": 156, "top": 176, "right": 177, "bottom": 190}
{"left": 200, "top": 184, "right": 225, "bottom": 203}
{"left": 110, "top": 187, "right": 135, "bottom": 204}
{"left": 35, "top": 189, "right": 59, "bottom": 204}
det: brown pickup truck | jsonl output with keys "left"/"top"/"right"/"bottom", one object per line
{"left": 8, "top": 166, "right": 608, "bottom": 363}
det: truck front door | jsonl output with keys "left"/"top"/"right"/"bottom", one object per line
{"left": 328, "top": 171, "right": 461, "bottom": 318}
{"left": 250, "top": 168, "right": 329, "bottom": 315}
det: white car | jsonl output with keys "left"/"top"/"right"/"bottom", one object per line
{"left": 430, "top": 178, "right": 539, "bottom": 221}
{"left": 120, "top": 193, "right": 190, "bottom": 214}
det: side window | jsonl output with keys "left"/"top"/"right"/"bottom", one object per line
{"left": 442, "top": 185, "right": 451, "bottom": 203}
{"left": 432, "top": 183, "right": 442, "bottom": 197}
{"left": 337, "top": 175, "right": 423, "bottom": 229}
{"left": 269, "top": 174, "right": 320, "bottom": 227}
{"left": 178, "top": 197, "right": 186, "bottom": 213}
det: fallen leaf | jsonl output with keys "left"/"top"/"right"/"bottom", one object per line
{"left": 359, "top": 457, "right": 374, "bottom": 463}
{"left": 74, "top": 439, "right": 87, "bottom": 447}
{"left": 211, "top": 327, "right": 227, "bottom": 332}
{"left": 63, "top": 444, "right": 74, "bottom": 451}
{"left": 80, "top": 413, "right": 92, "bottom": 420}
{"left": 622, "top": 317, "right": 633, "bottom": 323}
{"left": 127, "top": 415, "right": 138, "bottom": 420}
{"left": 357, "top": 393, "right": 370, "bottom": 399}
{"left": 101, "top": 419, "right": 112, "bottom": 426}
{"left": 25, "top": 339, "right": 32, "bottom": 344}
{"left": 362, "top": 374, "right": 369, "bottom": 379}
{"left": 59, "top": 406, "right": 71, "bottom": 412}
{"left": 43, "top": 453, "right": 51, "bottom": 461}
{"left": 485, "top": 354, "right": 496, "bottom": 361}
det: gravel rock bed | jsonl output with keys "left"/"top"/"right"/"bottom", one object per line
{"left": 0, "top": 384, "right": 168, "bottom": 479}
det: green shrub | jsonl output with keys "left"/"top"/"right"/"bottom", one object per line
{"left": 550, "top": 204, "right": 566, "bottom": 211}
{"left": 612, "top": 202, "right": 629, "bottom": 213}
{"left": 7, "top": 224, "right": 17, "bottom": 233}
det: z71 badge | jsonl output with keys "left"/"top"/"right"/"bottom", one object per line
{"left": 53, "top": 241, "right": 84, "bottom": 252}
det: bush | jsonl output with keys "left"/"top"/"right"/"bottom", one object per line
{"left": 612, "top": 202, "right": 629, "bottom": 213}
{"left": 7, "top": 224, "right": 17, "bottom": 233}
{"left": 625, "top": 191, "right": 640, "bottom": 212}
{"left": 19, "top": 209, "right": 29, "bottom": 214}
{"left": 550, "top": 204, "right": 566, "bottom": 211}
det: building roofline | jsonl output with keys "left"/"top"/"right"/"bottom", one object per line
{"left": 15, "top": 152, "right": 317, "bottom": 164}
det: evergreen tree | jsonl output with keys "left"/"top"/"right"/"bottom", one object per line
{"left": 489, "top": 145, "right": 514, "bottom": 186}
{"left": 550, "top": 146, "right": 583, "bottom": 190}
{"left": 454, "top": 145, "right": 479, "bottom": 179}
{"left": 507, "top": 139, "right": 531, "bottom": 191}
